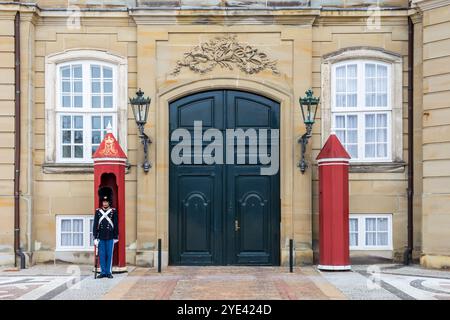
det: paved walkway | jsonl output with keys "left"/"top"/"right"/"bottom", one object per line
{"left": 0, "top": 264, "right": 449, "bottom": 300}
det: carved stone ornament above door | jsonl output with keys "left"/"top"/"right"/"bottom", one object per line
{"left": 171, "top": 35, "right": 280, "bottom": 76}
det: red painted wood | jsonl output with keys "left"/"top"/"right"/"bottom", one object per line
{"left": 93, "top": 133, "right": 127, "bottom": 268}
{"left": 316, "top": 134, "right": 350, "bottom": 269}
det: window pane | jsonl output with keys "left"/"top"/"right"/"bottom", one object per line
{"left": 74, "top": 81, "right": 82, "bottom": 93}
{"left": 73, "top": 233, "right": 83, "bottom": 246}
{"left": 366, "top": 232, "right": 376, "bottom": 246}
{"left": 92, "top": 81, "right": 101, "bottom": 93}
{"left": 377, "top": 232, "right": 388, "bottom": 246}
{"left": 73, "top": 219, "right": 83, "bottom": 232}
{"left": 62, "top": 116, "right": 71, "bottom": 129}
{"left": 366, "top": 78, "right": 375, "bottom": 92}
{"left": 347, "top": 145, "right": 358, "bottom": 158}
{"left": 365, "top": 144, "right": 376, "bottom": 158}
{"left": 365, "top": 114, "right": 375, "bottom": 127}
{"left": 377, "top": 143, "right": 387, "bottom": 157}
{"left": 347, "top": 79, "right": 357, "bottom": 92}
{"left": 91, "top": 65, "right": 101, "bottom": 78}
{"left": 336, "top": 66, "right": 346, "bottom": 78}
{"left": 104, "top": 96, "right": 113, "bottom": 108}
{"left": 366, "top": 63, "right": 376, "bottom": 77}
{"left": 74, "top": 116, "right": 83, "bottom": 129}
{"left": 377, "top": 114, "right": 387, "bottom": 127}
{"left": 74, "top": 145, "right": 83, "bottom": 158}
{"left": 62, "top": 81, "right": 71, "bottom": 93}
{"left": 92, "top": 131, "right": 101, "bottom": 144}
{"left": 72, "top": 65, "right": 82, "bottom": 78}
{"left": 62, "top": 95, "right": 71, "bottom": 108}
{"left": 61, "top": 219, "right": 71, "bottom": 232}
{"left": 366, "top": 93, "right": 375, "bottom": 107}
{"left": 61, "top": 233, "right": 71, "bottom": 246}
{"left": 336, "top": 94, "right": 346, "bottom": 107}
{"left": 377, "top": 218, "right": 388, "bottom": 231}
{"left": 366, "top": 128, "right": 375, "bottom": 143}
{"left": 377, "top": 94, "right": 387, "bottom": 107}
{"left": 90, "top": 219, "right": 94, "bottom": 246}
{"left": 61, "top": 66, "right": 70, "bottom": 78}
{"left": 350, "top": 233, "right": 358, "bottom": 247}
{"left": 347, "top": 130, "right": 357, "bottom": 144}
{"left": 377, "top": 64, "right": 387, "bottom": 77}
{"left": 62, "top": 146, "right": 71, "bottom": 158}
{"left": 349, "top": 218, "right": 358, "bottom": 232}
{"left": 336, "top": 79, "right": 345, "bottom": 92}
{"left": 92, "top": 116, "right": 101, "bottom": 130}
{"left": 104, "top": 81, "right": 112, "bottom": 93}
{"left": 377, "top": 129, "right": 387, "bottom": 143}
{"left": 335, "top": 116, "right": 345, "bottom": 129}
{"left": 366, "top": 218, "right": 376, "bottom": 231}
{"left": 62, "top": 130, "right": 71, "bottom": 143}
{"left": 74, "top": 96, "right": 83, "bottom": 108}
{"left": 336, "top": 130, "right": 346, "bottom": 145}
{"left": 377, "top": 78, "right": 387, "bottom": 93}
{"left": 103, "top": 67, "right": 112, "bottom": 78}
{"left": 347, "top": 94, "right": 357, "bottom": 107}
{"left": 347, "top": 64, "right": 357, "bottom": 77}
{"left": 103, "top": 116, "right": 112, "bottom": 129}
{"left": 74, "top": 131, "right": 83, "bottom": 144}
{"left": 348, "top": 115, "right": 357, "bottom": 128}
{"left": 92, "top": 96, "right": 101, "bottom": 108}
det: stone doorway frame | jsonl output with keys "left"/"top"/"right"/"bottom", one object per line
{"left": 155, "top": 77, "right": 296, "bottom": 267}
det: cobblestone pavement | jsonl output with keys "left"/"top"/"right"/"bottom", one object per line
{"left": 0, "top": 264, "right": 449, "bottom": 300}
{"left": 102, "top": 267, "right": 346, "bottom": 300}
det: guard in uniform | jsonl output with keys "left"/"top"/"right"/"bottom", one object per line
{"left": 93, "top": 187, "right": 119, "bottom": 279}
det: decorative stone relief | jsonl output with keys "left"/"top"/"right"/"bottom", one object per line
{"left": 171, "top": 35, "right": 280, "bottom": 76}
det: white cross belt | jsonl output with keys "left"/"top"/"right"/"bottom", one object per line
{"left": 98, "top": 208, "right": 114, "bottom": 229}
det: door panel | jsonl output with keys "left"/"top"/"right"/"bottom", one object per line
{"left": 172, "top": 166, "right": 223, "bottom": 265}
{"left": 169, "top": 90, "right": 280, "bottom": 266}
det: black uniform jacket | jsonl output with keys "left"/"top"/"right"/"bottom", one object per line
{"left": 93, "top": 207, "right": 118, "bottom": 240}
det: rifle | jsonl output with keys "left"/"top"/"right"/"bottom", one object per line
{"left": 94, "top": 243, "right": 99, "bottom": 279}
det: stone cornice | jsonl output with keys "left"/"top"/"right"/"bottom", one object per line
{"left": 412, "top": 0, "right": 450, "bottom": 11}
{"left": 129, "top": 9, "right": 320, "bottom": 25}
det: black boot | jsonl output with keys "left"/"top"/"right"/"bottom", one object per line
{"left": 107, "top": 274, "right": 113, "bottom": 279}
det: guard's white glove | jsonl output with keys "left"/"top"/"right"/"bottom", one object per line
{"left": 113, "top": 239, "right": 119, "bottom": 244}
{"left": 94, "top": 239, "right": 99, "bottom": 246}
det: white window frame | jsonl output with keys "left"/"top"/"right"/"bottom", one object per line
{"left": 321, "top": 47, "right": 403, "bottom": 163}
{"left": 56, "top": 215, "right": 95, "bottom": 251}
{"left": 331, "top": 60, "right": 392, "bottom": 162}
{"left": 45, "top": 49, "right": 128, "bottom": 165}
{"left": 349, "top": 214, "right": 393, "bottom": 251}
{"left": 56, "top": 112, "right": 118, "bottom": 163}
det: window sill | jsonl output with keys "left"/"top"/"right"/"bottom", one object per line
{"left": 349, "top": 161, "right": 406, "bottom": 173}
{"left": 42, "top": 162, "right": 131, "bottom": 174}
{"left": 55, "top": 248, "right": 94, "bottom": 252}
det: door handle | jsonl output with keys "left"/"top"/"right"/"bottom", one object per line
{"left": 235, "top": 220, "right": 240, "bottom": 232}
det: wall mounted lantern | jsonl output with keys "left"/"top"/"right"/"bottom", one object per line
{"left": 130, "top": 88, "right": 151, "bottom": 172}
{"left": 298, "top": 89, "right": 320, "bottom": 173}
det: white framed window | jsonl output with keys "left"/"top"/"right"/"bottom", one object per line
{"left": 331, "top": 60, "right": 392, "bottom": 162}
{"left": 349, "top": 214, "right": 393, "bottom": 250}
{"left": 55, "top": 61, "right": 118, "bottom": 163}
{"left": 56, "top": 215, "right": 95, "bottom": 251}
{"left": 320, "top": 48, "right": 403, "bottom": 164}
{"left": 45, "top": 50, "right": 128, "bottom": 165}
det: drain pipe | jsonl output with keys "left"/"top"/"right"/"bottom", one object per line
{"left": 14, "top": 11, "right": 25, "bottom": 269}
{"left": 405, "top": 16, "right": 414, "bottom": 265}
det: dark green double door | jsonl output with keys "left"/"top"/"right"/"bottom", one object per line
{"left": 169, "top": 90, "right": 280, "bottom": 265}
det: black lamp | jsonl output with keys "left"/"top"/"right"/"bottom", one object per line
{"left": 130, "top": 89, "right": 151, "bottom": 172}
{"left": 298, "top": 89, "right": 320, "bottom": 173}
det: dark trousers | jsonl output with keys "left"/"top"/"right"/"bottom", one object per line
{"left": 98, "top": 239, "right": 114, "bottom": 275}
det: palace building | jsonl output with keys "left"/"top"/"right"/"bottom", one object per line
{"left": 0, "top": 0, "right": 449, "bottom": 269}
